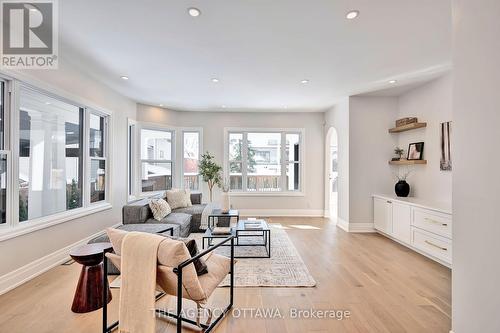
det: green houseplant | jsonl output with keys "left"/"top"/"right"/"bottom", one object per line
{"left": 199, "top": 152, "right": 223, "bottom": 202}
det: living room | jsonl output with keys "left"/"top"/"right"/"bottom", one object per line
{"left": 0, "top": 1, "right": 499, "bottom": 333}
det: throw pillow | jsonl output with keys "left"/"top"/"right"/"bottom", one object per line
{"left": 149, "top": 199, "right": 171, "bottom": 221}
{"left": 168, "top": 236, "right": 208, "bottom": 276}
{"left": 165, "top": 189, "right": 192, "bottom": 209}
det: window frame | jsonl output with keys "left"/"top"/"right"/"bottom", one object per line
{"left": 223, "top": 128, "right": 305, "bottom": 196}
{"left": 138, "top": 123, "right": 176, "bottom": 196}
{"left": 87, "top": 109, "right": 110, "bottom": 205}
{"left": 0, "top": 74, "right": 113, "bottom": 241}
{"left": 180, "top": 128, "right": 203, "bottom": 191}
{"left": 127, "top": 118, "right": 137, "bottom": 202}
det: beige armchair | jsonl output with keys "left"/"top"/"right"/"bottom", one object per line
{"left": 102, "top": 228, "right": 235, "bottom": 333}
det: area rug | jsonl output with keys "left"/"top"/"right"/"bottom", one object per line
{"left": 191, "top": 224, "right": 316, "bottom": 288}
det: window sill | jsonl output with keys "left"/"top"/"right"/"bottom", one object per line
{"left": 229, "top": 191, "right": 305, "bottom": 197}
{"left": 0, "top": 203, "right": 113, "bottom": 242}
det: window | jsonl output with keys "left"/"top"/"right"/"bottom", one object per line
{"left": 0, "top": 81, "right": 7, "bottom": 224}
{"left": 140, "top": 128, "right": 173, "bottom": 192}
{"left": 182, "top": 131, "right": 200, "bottom": 190}
{"left": 127, "top": 119, "right": 137, "bottom": 199}
{"left": 89, "top": 113, "right": 107, "bottom": 203}
{"left": 226, "top": 129, "right": 303, "bottom": 193}
{"left": 19, "top": 87, "right": 84, "bottom": 221}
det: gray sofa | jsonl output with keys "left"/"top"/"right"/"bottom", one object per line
{"left": 122, "top": 192, "right": 206, "bottom": 237}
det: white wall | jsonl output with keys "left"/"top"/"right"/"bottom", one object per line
{"left": 452, "top": 0, "right": 500, "bottom": 331}
{"left": 324, "top": 98, "right": 350, "bottom": 223}
{"left": 137, "top": 104, "right": 325, "bottom": 215}
{"left": 397, "top": 74, "right": 452, "bottom": 204}
{"left": 0, "top": 59, "right": 136, "bottom": 280}
{"left": 348, "top": 96, "right": 398, "bottom": 224}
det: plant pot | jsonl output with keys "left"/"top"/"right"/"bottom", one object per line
{"left": 395, "top": 180, "right": 410, "bottom": 197}
{"left": 221, "top": 192, "right": 230, "bottom": 213}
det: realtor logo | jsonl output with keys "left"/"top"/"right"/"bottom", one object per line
{"left": 1, "top": 0, "right": 58, "bottom": 68}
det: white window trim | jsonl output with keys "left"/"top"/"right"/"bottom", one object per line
{"left": 180, "top": 127, "right": 203, "bottom": 191}
{"left": 223, "top": 127, "right": 306, "bottom": 196}
{"left": 138, "top": 122, "right": 176, "bottom": 197}
{"left": 0, "top": 72, "right": 114, "bottom": 242}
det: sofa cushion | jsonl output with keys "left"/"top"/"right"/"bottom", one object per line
{"left": 146, "top": 213, "right": 192, "bottom": 238}
{"left": 166, "top": 189, "right": 192, "bottom": 209}
{"left": 122, "top": 198, "right": 153, "bottom": 224}
{"left": 173, "top": 204, "right": 206, "bottom": 232}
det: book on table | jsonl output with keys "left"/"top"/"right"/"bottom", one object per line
{"left": 212, "top": 227, "right": 231, "bottom": 235}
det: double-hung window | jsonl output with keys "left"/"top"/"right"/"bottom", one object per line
{"left": 225, "top": 129, "right": 303, "bottom": 193}
{"left": 0, "top": 81, "right": 8, "bottom": 225}
{"left": 140, "top": 128, "right": 174, "bottom": 193}
{"left": 89, "top": 112, "right": 107, "bottom": 203}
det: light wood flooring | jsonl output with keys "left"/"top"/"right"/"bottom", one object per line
{"left": 0, "top": 217, "right": 451, "bottom": 332}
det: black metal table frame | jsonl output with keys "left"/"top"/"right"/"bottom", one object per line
{"left": 203, "top": 227, "right": 271, "bottom": 259}
{"left": 207, "top": 212, "right": 240, "bottom": 230}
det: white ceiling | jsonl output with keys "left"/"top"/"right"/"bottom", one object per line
{"left": 59, "top": 0, "right": 452, "bottom": 112}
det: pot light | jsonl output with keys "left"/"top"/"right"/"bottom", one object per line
{"left": 120, "top": 76, "right": 129, "bottom": 80}
{"left": 346, "top": 10, "right": 359, "bottom": 20}
{"left": 159, "top": 104, "right": 163, "bottom": 107}
{"left": 389, "top": 80, "right": 397, "bottom": 84}
{"left": 188, "top": 7, "right": 201, "bottom": 17}
{"left": 221, "top": 105, "right": 227, "bottom": 109}
{"left": 211, "top": 78, "right": 219, "bottom": 83}
{"left": 301, "top": 79, "right": 309, "bottom": 84}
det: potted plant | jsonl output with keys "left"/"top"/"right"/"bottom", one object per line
{"left": 394, "top": 147, "right": 405, "bottom": 160}
{"left": 199, "top": 152, "right": 222, "bottom": 202}
{"left": 220, "top": 179, "right": 231, "bottom": 213}
{"left": 393, "top": 168, "right": 412, "bottom": 197}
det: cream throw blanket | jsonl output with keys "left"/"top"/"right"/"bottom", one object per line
{"left": 119, "top": 232, "right": 165, "bottom": 333}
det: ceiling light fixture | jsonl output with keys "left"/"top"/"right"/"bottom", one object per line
{"left": 346, "top": 10, "right": 359, "bottom": 20}
{"left": 221, "top": 105, "right": 227, "bottom": 109}
{"left": 301, "top": 79, "right": 309, "bottom": 84}
{"left": 188, "top": 7, "right": 201, "bottom": 17}
{"left": 120, "top": 76, "right": 129, "bottom": 80}
{"left": 159, "top": 104, "right": 163, "bottom": 107}
{"left": 211, "top": 78, "right": 219, "bottom": 83}
{"left": 389, "top": 80, "right": 397, "bottom": 84}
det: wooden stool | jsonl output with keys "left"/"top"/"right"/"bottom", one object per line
{"left": 70, "top": 242, "right": 113, "bottom": 313}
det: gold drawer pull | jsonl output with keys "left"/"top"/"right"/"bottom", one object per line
{"left": 424, "top": 218, "right": 448, "bottom": 227}
{"left": 424, "top": 240, "right": 447, "bottom": 251}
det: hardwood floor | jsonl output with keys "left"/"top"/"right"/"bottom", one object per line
{"left": 0, "top": 217, "right": 451, "bottom": 333}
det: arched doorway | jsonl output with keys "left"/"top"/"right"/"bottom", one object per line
{"left": 324, "top": 127, "right": 338, "bottom": 221}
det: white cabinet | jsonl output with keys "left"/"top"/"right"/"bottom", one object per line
{"left": 373, "top": 195, "right": 452, "bottom": 267}
{"left": 373, "top": 197, "right": 392, "bottom": 235}
{"left": 392, "top": 202, "right": 411, "bottom": 244}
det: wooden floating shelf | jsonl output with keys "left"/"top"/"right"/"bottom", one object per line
{"left": 389, "top": 122, "right": 427, "bottom": 133}
{"left": 389, "top": 160, "right": 427, "bottom": 165}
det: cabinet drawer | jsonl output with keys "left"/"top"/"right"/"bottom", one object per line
{"left": 412, "top": 208, "right": 452, "bottom": 238}
{"left": 412, "top": 227, "right": 452, "bottom": 263}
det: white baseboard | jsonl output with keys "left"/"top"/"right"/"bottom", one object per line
{"left": 238, "top": 209, "right": 324, "bottom": 217}
{"left": 0, "top": 223, "right": 120, "bottom": 296}
{"left": 336, "top": 219, "right": 375, "bottom": 233}
{"left": 337, "top": 218, "right": 349, "bottom": 231}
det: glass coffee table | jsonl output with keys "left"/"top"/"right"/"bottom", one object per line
{"left": 202, "top": 219, "right": 271, "bottom": 258}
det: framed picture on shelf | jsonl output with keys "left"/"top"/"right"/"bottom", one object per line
{"left": 407, "top": 142, "right": 424, "bottom": 160}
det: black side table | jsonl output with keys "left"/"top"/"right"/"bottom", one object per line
{"left": 208, "top": 209, "right": 239, "bottom": 229}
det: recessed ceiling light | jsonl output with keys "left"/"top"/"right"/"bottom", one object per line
{"left": 120, "top": 76, "right": 129, "bottom": 80}
{"left": 389, "top": 80, "right": 397, "bottom": 84}
{"left": 45, "top": 102, "right": 51, "bottom": 105}
{"left": 211, "top": 78, "right": 219, "bottom": 83}
{"left": 188, "top": 7, "right": 201, "bottom": 17}
{"left": 159, "top": 104, "right": 163, "bottom": 107}
{"left": 221, "top": 105, "right": 227, "bottom": 109}
{"left": 301, "top": 79, "right": 309, "bottom": 84}
{"left": 346, "top": 10, "right": 359, "bottom": 20}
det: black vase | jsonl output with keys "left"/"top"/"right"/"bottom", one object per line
{"left": 395, "top": 180, "right": 410, "bottom": 197}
